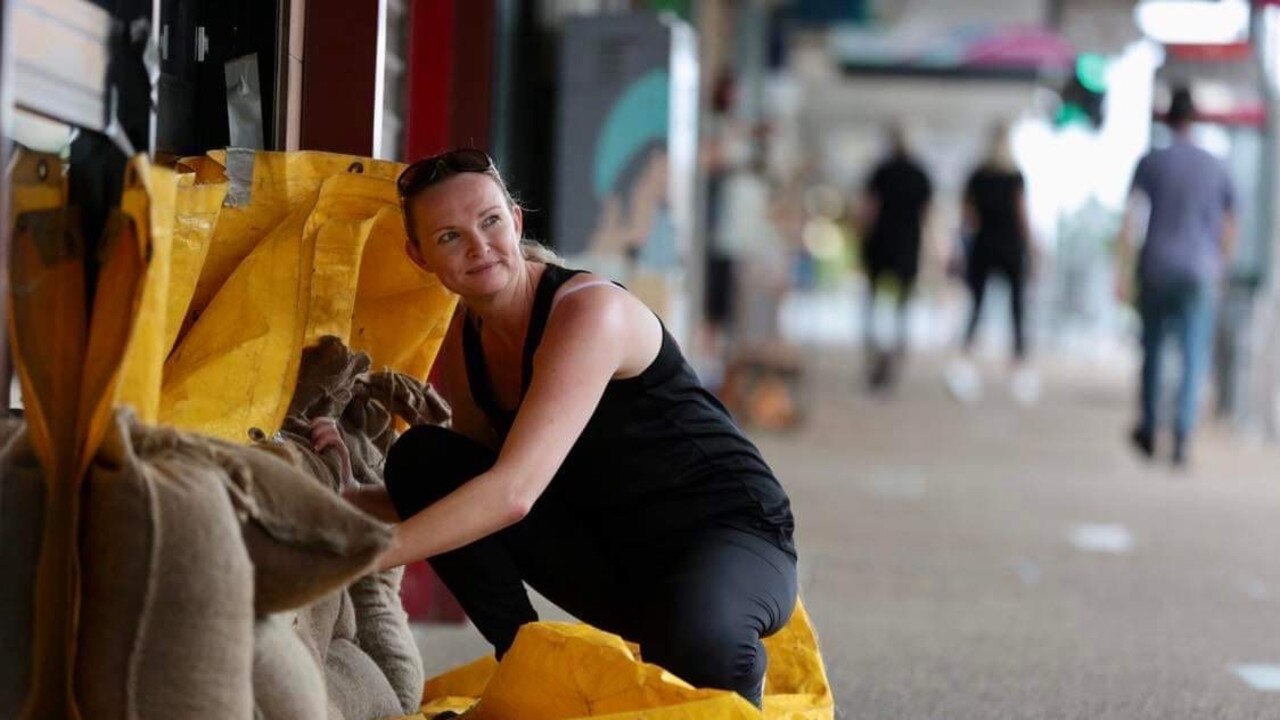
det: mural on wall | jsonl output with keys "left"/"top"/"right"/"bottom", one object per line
{"left": 554, "top": 15, "right": 677, "bottom": 270}
{"left": 587, "top": 68, "right": 677, "bottom": 269}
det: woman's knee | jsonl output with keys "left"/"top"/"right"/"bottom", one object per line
{"left": 384, "top": 425, "right": 496, "bottom": 519}
{"left": 644, "top": 619, "right": 767, "bottom": 704}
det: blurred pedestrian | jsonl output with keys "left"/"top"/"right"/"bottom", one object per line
{"left": 946, "top": 122, "right": 1039, "bottom": 404}
{"left": 853, "top": 123, "right": 932, "bottom": 390}
{"left": 1119, "top": 87, "right": 1236, "bottom": 467}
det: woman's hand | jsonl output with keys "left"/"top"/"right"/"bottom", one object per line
{"left": 310, "top": 417, "right": 356, "bottom": 492}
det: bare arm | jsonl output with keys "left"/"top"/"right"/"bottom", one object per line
{"left": 852, "top": 192, "right": 878, "bottom": 239}
{"left": 336, "top": 308, "right": 495, "bottom": 524}
{"left": 1220, "top": 209, "right": 1237, "bottom": 266}
{"left": 375, "top": 287, "right": 653, "bottom": 570}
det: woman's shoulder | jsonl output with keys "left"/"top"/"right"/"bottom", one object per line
{"left": 549, "top": 270, "right": 638, "bottom": 319}
{"left": 530, "top": 267, "right": 662, "bottom": 378}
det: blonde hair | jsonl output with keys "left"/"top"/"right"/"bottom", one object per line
{"left": 984, "top": 122, "right": 1018, "bottom": 172}
{"left": 520, "top": 238, "right": 561, "bottom": 264}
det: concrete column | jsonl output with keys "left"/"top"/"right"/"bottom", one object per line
{"left": 1248, "top": 5, "right": 1280, "bottom": 437}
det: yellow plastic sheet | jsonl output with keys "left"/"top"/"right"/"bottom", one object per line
{"left": 78, "top": 160, "right": 153, "bottom": 471}
{"left": 8, "top": 152, "right": 152, "bottom": 720}
{"left": 299, "top": 174, "right": 392, "bottom": 345}
{"left": 159, "top": 152, "right": 456, "bottom": 442}
{"left": 760, "top": 602, "right": 834, "bottom": 720}
{"left": 348, "top": 205, "right": 458, "bottom": 379}
{"left": 8, "top": 152, "right": 82, "bottom": 720}
{"left": 188, "top": 150, "right": 405, "bottom": 324}
{"left": 160, "top": 189, "right": 318, "bottom": 442}
{"left": 416, "top": 600, "right": 833, "bottom": 720}
{"left": 116, "top": 160, "right": 178, "bottom": 423}
{"left": 164, "top": 156, "right": 229, "bottom": 354}
{"left": 8, "top": 153, "right": 77, "bottom": 481}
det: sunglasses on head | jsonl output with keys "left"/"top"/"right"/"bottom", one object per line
{"left": 397, "top": 148, "right": 495, "bottom": 200}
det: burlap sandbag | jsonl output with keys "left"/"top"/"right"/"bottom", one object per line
{"left": 325, "top": 638, "right": 404, "bottom": 720}
{"left": 340, "top": 369, "right": 450, "bottom": 486}
{"left": 350, "top": 567, "right": 425, "bottom": 714}
{"left": 0, "top": 421, "right": 41, "bottom": 717}
{"left": 132, "top": 423, "right": 392, "bottom": 614}
{"left": 283, "top": 337, "right": 449, "bottom": 487}
{"left": 233, "top": 440, "right": 390, "bottom": 614}
{"left": 296, "top": 591, "right": 345, "bottom": 671}
{"left": 253, "top": 613, "right": 328, "bottom": 720}
{"left": 288, "top": 336, "right": 371, "bottom": 422}
{"left": 77, "top": 411, "right": 255, "bottom": 720}
{"left": 288, "top": 556, "right": 412, "bottom": 717}
{"left": 329, "top": 580, "right": 406, "bottom": 719}
{"left": 272, "top": 337, "right": 441, "bottom": 718}
{"left": 293, "top": 582, "right": 408, "bottom": 720}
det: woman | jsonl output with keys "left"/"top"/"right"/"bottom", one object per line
{"left": 312, "top": 148, "right": 797, "bottom": 704}
{"left": 946, "top": 124, "right": 1039, "bottom": 404}
{"left": 856, "top": 122, "right": 933, "bottom": 390}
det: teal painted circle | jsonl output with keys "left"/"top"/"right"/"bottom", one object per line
{"left": 593, "top": 69, "right": 670, "bottom": 199}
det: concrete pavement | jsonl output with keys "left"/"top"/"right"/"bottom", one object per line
{"left": 415, "top": 347, "right": 1280, "bottom": 718}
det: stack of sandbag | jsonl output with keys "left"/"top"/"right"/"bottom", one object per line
{"left": 0, "top": 409, "right": 399, "bottom": 719}
{"left": 4, "top": 148, "right": 455, "bottom": 719}
{"left": 251, "top": 336, "right": 450, "bottom": 719}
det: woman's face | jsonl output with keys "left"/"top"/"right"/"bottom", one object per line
{"left": 405, "top": 172, "right": 524, "bottom": 297}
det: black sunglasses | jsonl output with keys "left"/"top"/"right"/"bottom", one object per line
{"left": 397, "top": 148, "right": 494, "bottom": 200}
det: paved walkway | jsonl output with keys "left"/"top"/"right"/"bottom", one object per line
{"left": 415, "top": 347, "right": 1280, "bottom": 719}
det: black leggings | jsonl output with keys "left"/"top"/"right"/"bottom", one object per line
{"left": 384, "top": 425, "right": 798, "bottom": 705}
{"left": 865, "top": 265, "right": 916, "bottom": 354}
{"left": 964, "top": 254, "right": 1027, "bottom": 359}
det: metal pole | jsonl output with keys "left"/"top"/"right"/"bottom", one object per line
{"left": 1, "top": 0, "right": 15, "bottom": 413}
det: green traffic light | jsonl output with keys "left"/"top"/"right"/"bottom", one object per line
{"left": 1076, "top": 53, "right": 1108, "bottom": 94}
{"left": 1054, "top": 103, "right": 1091, "bottom": 128}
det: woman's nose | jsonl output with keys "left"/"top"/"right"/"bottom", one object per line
{"left": 464, "top": 232, "right": 487, "bottom": 258}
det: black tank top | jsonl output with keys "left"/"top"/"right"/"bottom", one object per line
{"left": 462, "top": 264, "right": 795, "bottom": 555}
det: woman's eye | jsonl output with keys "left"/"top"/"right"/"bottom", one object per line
{"left": 482, "top": 214, "right": 500, "bottom": 228}
{"left": 437, "top": 231, "right": 458, "bottom": 244}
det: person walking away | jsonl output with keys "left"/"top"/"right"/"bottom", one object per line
{"left": 1119, "top": 87, "right": 1236, "bottom": 467}
{"left": 854, "top": 123, "right": 933, "bottom": 390}
{"left": 946, "top": 123, "right": 1039, "bottom": 404}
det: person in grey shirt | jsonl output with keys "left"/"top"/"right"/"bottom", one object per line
{"left": 1119, "top": 86, "right": 1236, "bottom": 466}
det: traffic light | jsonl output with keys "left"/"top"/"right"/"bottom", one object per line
{"left": 1055, "top": 53, "right": 1107, "bottom": 128}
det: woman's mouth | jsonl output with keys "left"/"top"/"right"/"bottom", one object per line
{"left": 467, "top": 261, "right": 498, "bottom": 275}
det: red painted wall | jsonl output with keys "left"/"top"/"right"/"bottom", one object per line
{"left": 404, "top": 0, "right": 495, "bottom": 161}
{"left": 301, "top": 0, "right": 379, "bottom": 154}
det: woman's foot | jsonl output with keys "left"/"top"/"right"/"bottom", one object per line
{"left": 1129, "top": 426, "right": 1155, "bottom": 460}
{"left": 1010, "top": 365, "right": 1041, "bottom": 406}
{"left": 1172, "top": 432, "right": 1189, "bottom": 468}
{"left": 944, "top": 357, "right": 982, "bottom": 404}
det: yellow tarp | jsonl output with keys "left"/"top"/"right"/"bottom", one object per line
{"left": 187, "top": 150, "right": 405, "bottom": 323}
{"left": 8, "top": 151, "right": 152, "bottom": 719}
{"left": 164, "top": 156, "right": 229, "bottom": 355}
{"left": 413, "top": 600, "right": 833, "bottom": 720}
{"left": 158, "top": 151, "right": 455, "bottom": 442}
{"left": 349, "top": 206, "right": 457, "bottom": 380}
{"left": 6, "top": 149, "right": 457, "bottom": 713}
{"left": 116, "top": 160, "right": 178, "bottom": 423}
